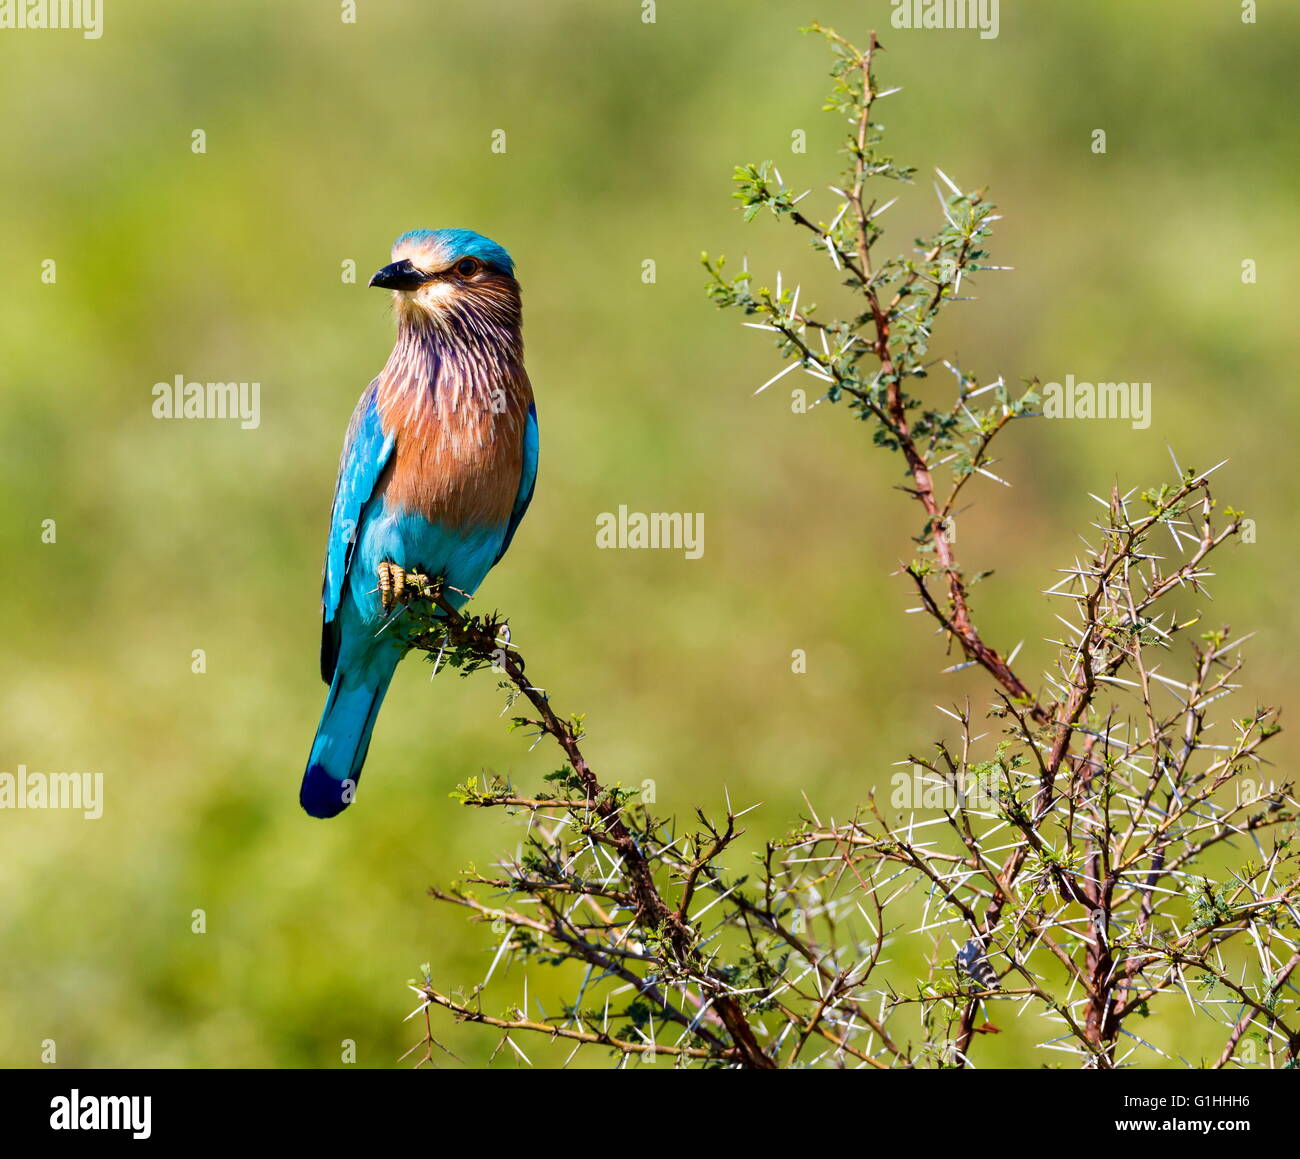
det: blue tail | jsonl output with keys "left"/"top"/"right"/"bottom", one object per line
{"left": 301, "top": 665, "right": 397, "bottom": 818}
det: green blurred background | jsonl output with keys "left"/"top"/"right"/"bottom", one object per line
{"left": 0, "top": 0, "right": 1295, "bottom": 1067}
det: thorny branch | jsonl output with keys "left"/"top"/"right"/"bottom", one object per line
{"left": 405, "top": 26, "right": 1297, "bottom": 1070}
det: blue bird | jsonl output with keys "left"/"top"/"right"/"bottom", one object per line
{"left": 301, "top": 229, "right": 538, "bottom": 818}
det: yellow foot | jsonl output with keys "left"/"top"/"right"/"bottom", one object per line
{"left": 377, "top": 561, "right": 404, "bottom": 612}
{"left": 377, "top": 563, "right": 433, "bottom": 612}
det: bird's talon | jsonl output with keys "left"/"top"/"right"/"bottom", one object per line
{"left": 377, "top": 561, "right": 408, "bottom": 612}
{"left": 377, "top": 563, "right": 437, "bottom": 611}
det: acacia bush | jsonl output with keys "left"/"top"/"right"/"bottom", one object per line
{"left": 401, "top": 26, "right": 1297, "bottom": 1070}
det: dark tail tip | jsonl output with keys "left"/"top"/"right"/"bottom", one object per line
{"left": 300, "top": 763, "right": 354, "bottom": 819}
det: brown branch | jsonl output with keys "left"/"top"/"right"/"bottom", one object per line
{"left": 420, "top": 590, "right": 777, "bottom": 1070}
{"left": 418, "top": 986, "right": 732, "bottom": 1063}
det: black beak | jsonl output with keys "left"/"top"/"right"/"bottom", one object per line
{"left": 369, "top": 258, "right": 433, "bottom": 291}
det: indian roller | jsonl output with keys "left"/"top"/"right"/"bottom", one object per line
{"left": 300, "top": 229, "right": 538, "bottom": 818}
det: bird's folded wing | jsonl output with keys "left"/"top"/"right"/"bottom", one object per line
{"left": 320, "top": 379, "right": 395, "bottom": 681}
{"left": 493, "top": 400, "right": 539, "bottom": 566}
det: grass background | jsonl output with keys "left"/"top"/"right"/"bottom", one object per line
{"left": 0, "top": 0, "right": 1295, "bottom": 1067}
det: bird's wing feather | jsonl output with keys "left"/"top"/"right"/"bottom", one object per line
{"left": 320, "top": 379, "right": 395, "bottom": 682}
{"left": 493, "top": 400, "right": 538, "bottom": 565}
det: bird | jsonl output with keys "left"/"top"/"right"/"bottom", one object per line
{"left": 300, "top": 228, "right": 538, "bottom": 819}
{"left": 956, "top": 935, "right": 1000, "bottom": 991}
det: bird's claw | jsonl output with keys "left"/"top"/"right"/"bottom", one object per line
{"left": 377, "top": 562, "right": 433, "bottom": 612}
{"left": 377, "top": 561, "right": 401, "bottom": 611}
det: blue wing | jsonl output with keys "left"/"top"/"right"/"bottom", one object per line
{"left": 493, "top": 401, "right": 538, "bottom": 565}
{"left": 320, "top": 380, "right": 395, "bottom": 682}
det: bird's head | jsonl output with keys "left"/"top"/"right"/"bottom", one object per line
{"left": 369, "top": 228, "right": 520, "bottom": 332}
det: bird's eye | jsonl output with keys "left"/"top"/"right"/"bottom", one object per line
{"left": 455, "top": 258, "right": 480, "bottom": 278}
